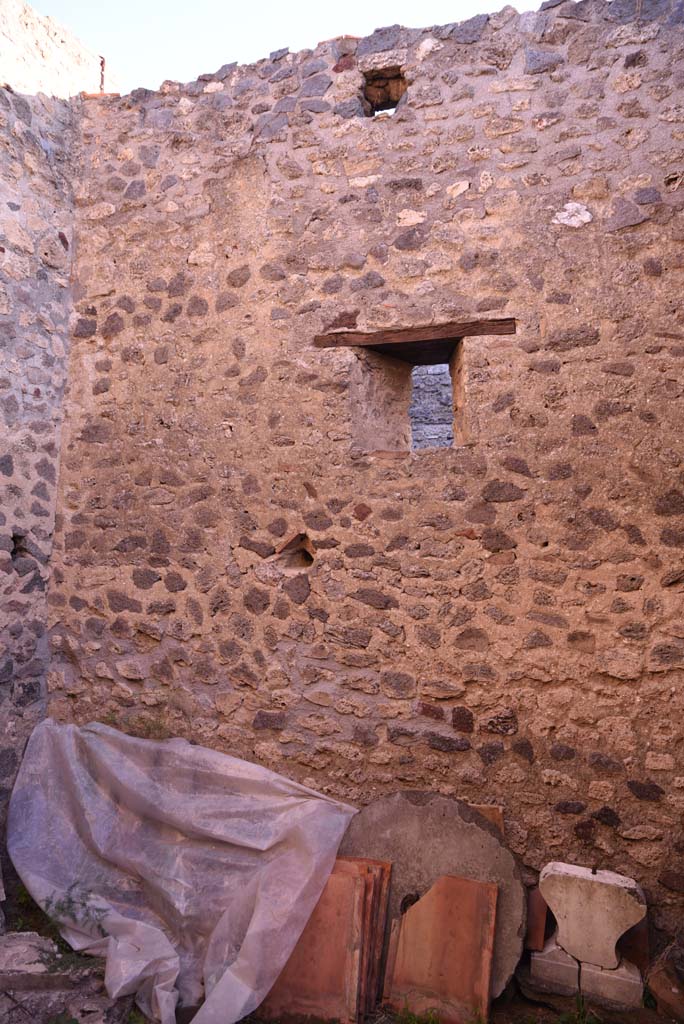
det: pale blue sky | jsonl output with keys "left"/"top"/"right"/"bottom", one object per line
{"left": 36, "top": 1, "right": 536, "bottom": 94}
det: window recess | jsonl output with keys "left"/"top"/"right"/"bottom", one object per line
{"left": 314, "top": 318, "right": 516, "bottom": 453}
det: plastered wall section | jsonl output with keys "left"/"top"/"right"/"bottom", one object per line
{"left": 48, "top": 0, "right": 684, "bottom": 936}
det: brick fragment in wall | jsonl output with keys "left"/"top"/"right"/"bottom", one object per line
{"left": 3, "top": 0, "right": 684, "bottom": 944}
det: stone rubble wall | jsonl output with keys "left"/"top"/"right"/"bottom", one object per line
{"left": 4, "top": 0, "right": 683, "bottom": 940}
{"left": 410, "top": 364, "right": 456, "bottom": 449}
{"left": 0, "top": 85, "right": 75, "bottom": 834}
{"left": 0, "top": 0, "right": 115, "bottom": 98}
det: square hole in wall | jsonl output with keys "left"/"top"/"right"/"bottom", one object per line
{"left": 314, "top": 319, "right": 517, "bottom": 454}
{"left": 362, "top": 67, "right": 407, "bottom": 117}
{"left": 347, "top": 340, "right": 465, "bottom": 453}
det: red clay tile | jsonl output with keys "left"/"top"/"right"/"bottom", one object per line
{"left": 648, "top": 957, "right": 684, "bottom": 1021}
{"left": 334, "top": 859, "right": 373, "bottom": 1014}
{"left": 385, "top": 875, "right": 498, "bottom": 1024}
{"left": 525, "top": 887, "right": 548, "bottom": 952}
{"left": 260, "top": 870, "right": 365, "bottom": 1024}
{"left": 369, "top": 861, "right": 391, "bottom": 1011}
{"left": 383, "top": 918, "right": 401, "bottom": 1004}
{"left": 335, "top": 857, "right": 391, "bottom": 1014}
{"left": 617, "top": 916, "right": 649, "bottom": 974}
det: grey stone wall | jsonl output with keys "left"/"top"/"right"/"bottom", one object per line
{"left": 0, "top": 86, "right": 75, "bottom": 828}
{"left": 410, "top": 364, "right": 455, "bottom": 449}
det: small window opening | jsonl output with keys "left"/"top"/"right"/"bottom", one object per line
{"left": 362, "top": 67, "right": 407, "bottom": 117}
{"left": 409, "top": 364, "right": 454, "bottom": 450}
{"left": 314, "top": 317, "right": 517, "bottom": 455}
{"left": 346, "top": 338, "right": 463, "bottom": 454}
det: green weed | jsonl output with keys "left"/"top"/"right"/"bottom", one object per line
{"left": 396, "top": 1007, "right": 441, "bottom": 1024}
{"left": 128, "top": 1010, "right": 149, "bottom": 1024}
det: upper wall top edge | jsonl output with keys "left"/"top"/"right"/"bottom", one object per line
{"left": 90, "top": 0, "right": 683, "bottom": 103}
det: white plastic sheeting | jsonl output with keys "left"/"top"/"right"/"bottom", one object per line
{"left": 8, "top": 719, "right": 356, "bottom": 1023}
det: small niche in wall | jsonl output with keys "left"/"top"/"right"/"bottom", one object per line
{"left": 314, "top": 318, "right": 516, "bottom": 454}
{"left": 273, "top": 533, "right": 315, "bottom": 573}
{"left": 10, "top": 531, "right": 29, "bottom": 562}
{"left": 362, "top": 67, "right": 407, "bottom": 117}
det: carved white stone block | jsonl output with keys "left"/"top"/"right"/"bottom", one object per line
{"left": 581, "top": 958, "right": 643, "bottom": 1009}
{"left": 530, "top": 933, "right": 580, "bottom": 996}
{"left": 539, "top": 862, "right": 646, "bottom": 969}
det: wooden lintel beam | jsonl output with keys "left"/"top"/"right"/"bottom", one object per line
{"left": 314, "top": 318, "right": 516, "bottom": 349}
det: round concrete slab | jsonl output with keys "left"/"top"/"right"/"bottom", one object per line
{"left": 339, "top": 791, "right": 526, "bottom": 998}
